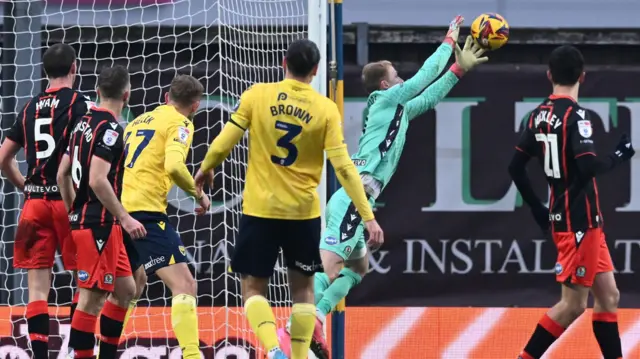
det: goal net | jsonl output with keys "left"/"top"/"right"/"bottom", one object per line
{"left": 0, "top": 0, "right": 326, "bottom": 358}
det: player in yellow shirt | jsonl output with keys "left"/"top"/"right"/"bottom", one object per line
{"left": 120, "top": 75, "right": 209, "bottom": 359}
{"left": 194, "top": 39, "right": 383, "bottom": 359}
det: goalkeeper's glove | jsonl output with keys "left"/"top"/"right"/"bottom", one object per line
{"left": 444, "top": 15, "right": 464, "bottom": 45}
{"left": 613, "top": 134, "right": 635, "bottom": 162}
{"left": 450, "top": 36, "right": 489, "bottom": 77}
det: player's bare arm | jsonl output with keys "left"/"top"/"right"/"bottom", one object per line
{"left": 0, "top": 139, "right": 25, "bottom": 191}
{"left": 89, "top": 155, "right": 146, "bottom": 239}
{"left": 57, "top": 153, "right": 75, "bottom": 211}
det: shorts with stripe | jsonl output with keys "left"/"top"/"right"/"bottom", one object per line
{"left": 320, "top": 188, "right": 375, "bottom": 260}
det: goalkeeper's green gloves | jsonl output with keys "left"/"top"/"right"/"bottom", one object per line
{"left": 450, "top": 36, "right": 489, "bottom": 77}
{"left": 444, "top": 15, "right": 464, "bottom": 45}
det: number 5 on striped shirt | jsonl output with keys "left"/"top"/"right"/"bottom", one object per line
{"left": 124, "top": 129, "right": 156, "bottom": 168}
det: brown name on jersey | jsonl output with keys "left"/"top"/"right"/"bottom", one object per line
{"left": 269, "top": 104, "right": 313, "bottom": 124}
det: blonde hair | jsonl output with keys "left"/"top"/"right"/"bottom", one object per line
{"left": 361, "top": 60, "right": 392, "bottom": 94}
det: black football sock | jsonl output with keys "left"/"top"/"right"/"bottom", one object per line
{"left": 69, "top": 310, "right": 97, "bottom": 358}
{"left": 593, "top": 312, "right": 623, "bottom": 359}
{"left": 520, "top": 314, "right": 565, "bottom": 359}
{"left": 99, "top": 301, "right": 128, "bottom": 359}
{"left": 27, "top": 300, "right": 49, "bottom": 359}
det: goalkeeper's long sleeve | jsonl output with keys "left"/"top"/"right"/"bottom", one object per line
{"left": 165, "top": 150, "right": 197, "bottom": 198}
{"left": 326, "top": 146, "right": 375, "bottom": 221}
{"left": 201, "top": 122, "right": 245, "bottom": 172}
{"left": 405, "top": 70, "right": 459, "bottom": 120}
{"left": 384, "top": 42, "right": 453, "bottom": 104}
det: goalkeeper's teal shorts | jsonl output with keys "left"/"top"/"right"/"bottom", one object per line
{"left": 320, "top": 188, "right": 375, "bottom": 261}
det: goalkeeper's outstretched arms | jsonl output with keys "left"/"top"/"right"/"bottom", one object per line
{"left": 362, "top": 16, "right": 461, "bottom": 102}
{"left": 405, "top": 36, "right": 489, "bottom": 120}
{"left": 373, "top": 15, "right": 463, "bottom": 104}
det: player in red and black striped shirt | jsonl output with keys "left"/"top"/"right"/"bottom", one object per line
{"left": 0, "top": 43, "right": 92, "bottom": 359}
{"left": 509, "top": 45, "right": 634, "bottom": 359}
{"left": 58, "top": 65, "right": 145, "bottom": 359}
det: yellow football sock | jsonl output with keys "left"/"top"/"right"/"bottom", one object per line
{"left": 244, "top": 295, "right": 279, "bottom": 352}
{"left": 290, "top": 303, "right": 316, "bottom": 359}
{"left": 122, "top": 299, "right": 137, "bottom": 331}
{"left": 171, "top": 294, "right": 200, "bottom": 358}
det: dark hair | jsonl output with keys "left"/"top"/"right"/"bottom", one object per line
{"left": 169, "top": 75, "right": 204, "bottom": 107}
{"left": 362, "top": 60, "right": 392, "bottom": 94}
{"left": 285, "top": 39, "right": 321, "bottom": 77}
{"left": 548, "top": 45, "right": 584, "bottom": 86}
{"left": 97, "top": 65, "right": 130, "bottom": 100}
{"left": 43, "top": 43, "right": 76, "bottom": 79}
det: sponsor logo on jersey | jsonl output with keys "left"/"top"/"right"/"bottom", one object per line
{"left": 78, "top": 270, "right": 89, "bottom": 282}
{"left": 577, "top": 120, "right": 592, "bottom": 138}
{"left": 103, "top": 129, "right": 119, "bottom": 146}
{"left": 549, "top": 213, "right": 562, "bottom": 222}
{"left": 554, "top": 263, "right": 563, "bottom": 275}
{"left": 158, "top": 221, "right": 166, "bottom": 230}
{"left": 352, "top": 159, "right": 366, "bottom": 166}
{"left": 104, "top": 273, "right": 114, "bottom": 285}
{"left": 325, "top": 236, "right": 338, "bottom": 245}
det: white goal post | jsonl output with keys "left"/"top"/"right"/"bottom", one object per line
{"left": 0, "top": 0, "right": 327, "bottom": 358}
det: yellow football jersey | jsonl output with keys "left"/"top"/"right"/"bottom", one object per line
{"left": 232, "top": 79, "right": 345, "bottom": 220}
{"left": 122, "top": 105, "right": 194, "bottom": 214}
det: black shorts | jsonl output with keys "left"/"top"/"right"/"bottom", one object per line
{"left": 127, "top": 212, "right": 188, "bottom": 275}
{"left": 231, "top": 214, "right": 322, "bottom": 278}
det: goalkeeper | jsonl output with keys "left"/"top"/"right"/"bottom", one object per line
{"left": 279, "top": 18, "right": 489, "bottom": 358}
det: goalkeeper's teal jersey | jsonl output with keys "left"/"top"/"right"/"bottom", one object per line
{"left": 352, "top": 42, "right": 460, "bottom": 190}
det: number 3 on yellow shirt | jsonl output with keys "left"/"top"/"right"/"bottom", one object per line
{"left": 124, "top": 129, "right": 155, "bottom": 168}
{"left": 271, "top": 120, "right": 301, "bottom": 166}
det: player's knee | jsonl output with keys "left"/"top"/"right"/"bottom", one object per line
{"left": 346, "top": 256, "right": 369, "bottom": 278}
{"left": 598, "top": 287, "right": 620, "bottom": 311}
{"left": 133, "top": 267, "right": 147, "bottom": 300}
{"left": 560, "top": 298, "right": 587, "bottom": 320}
{"left": 113, "top": 277, "right": 137, "bottom": 307}
{"left": 27, "top": 269, "right": 51, "bottom": 302}
{"left": 241, "top": 275, "right": 269, "bottom": 300}
{"left": 171, "top": 274, "right": 197, "bottom": 297}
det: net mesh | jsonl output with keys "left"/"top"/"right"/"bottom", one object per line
{"left": 0, "top": 0, "right": 313, "bottom": 357}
